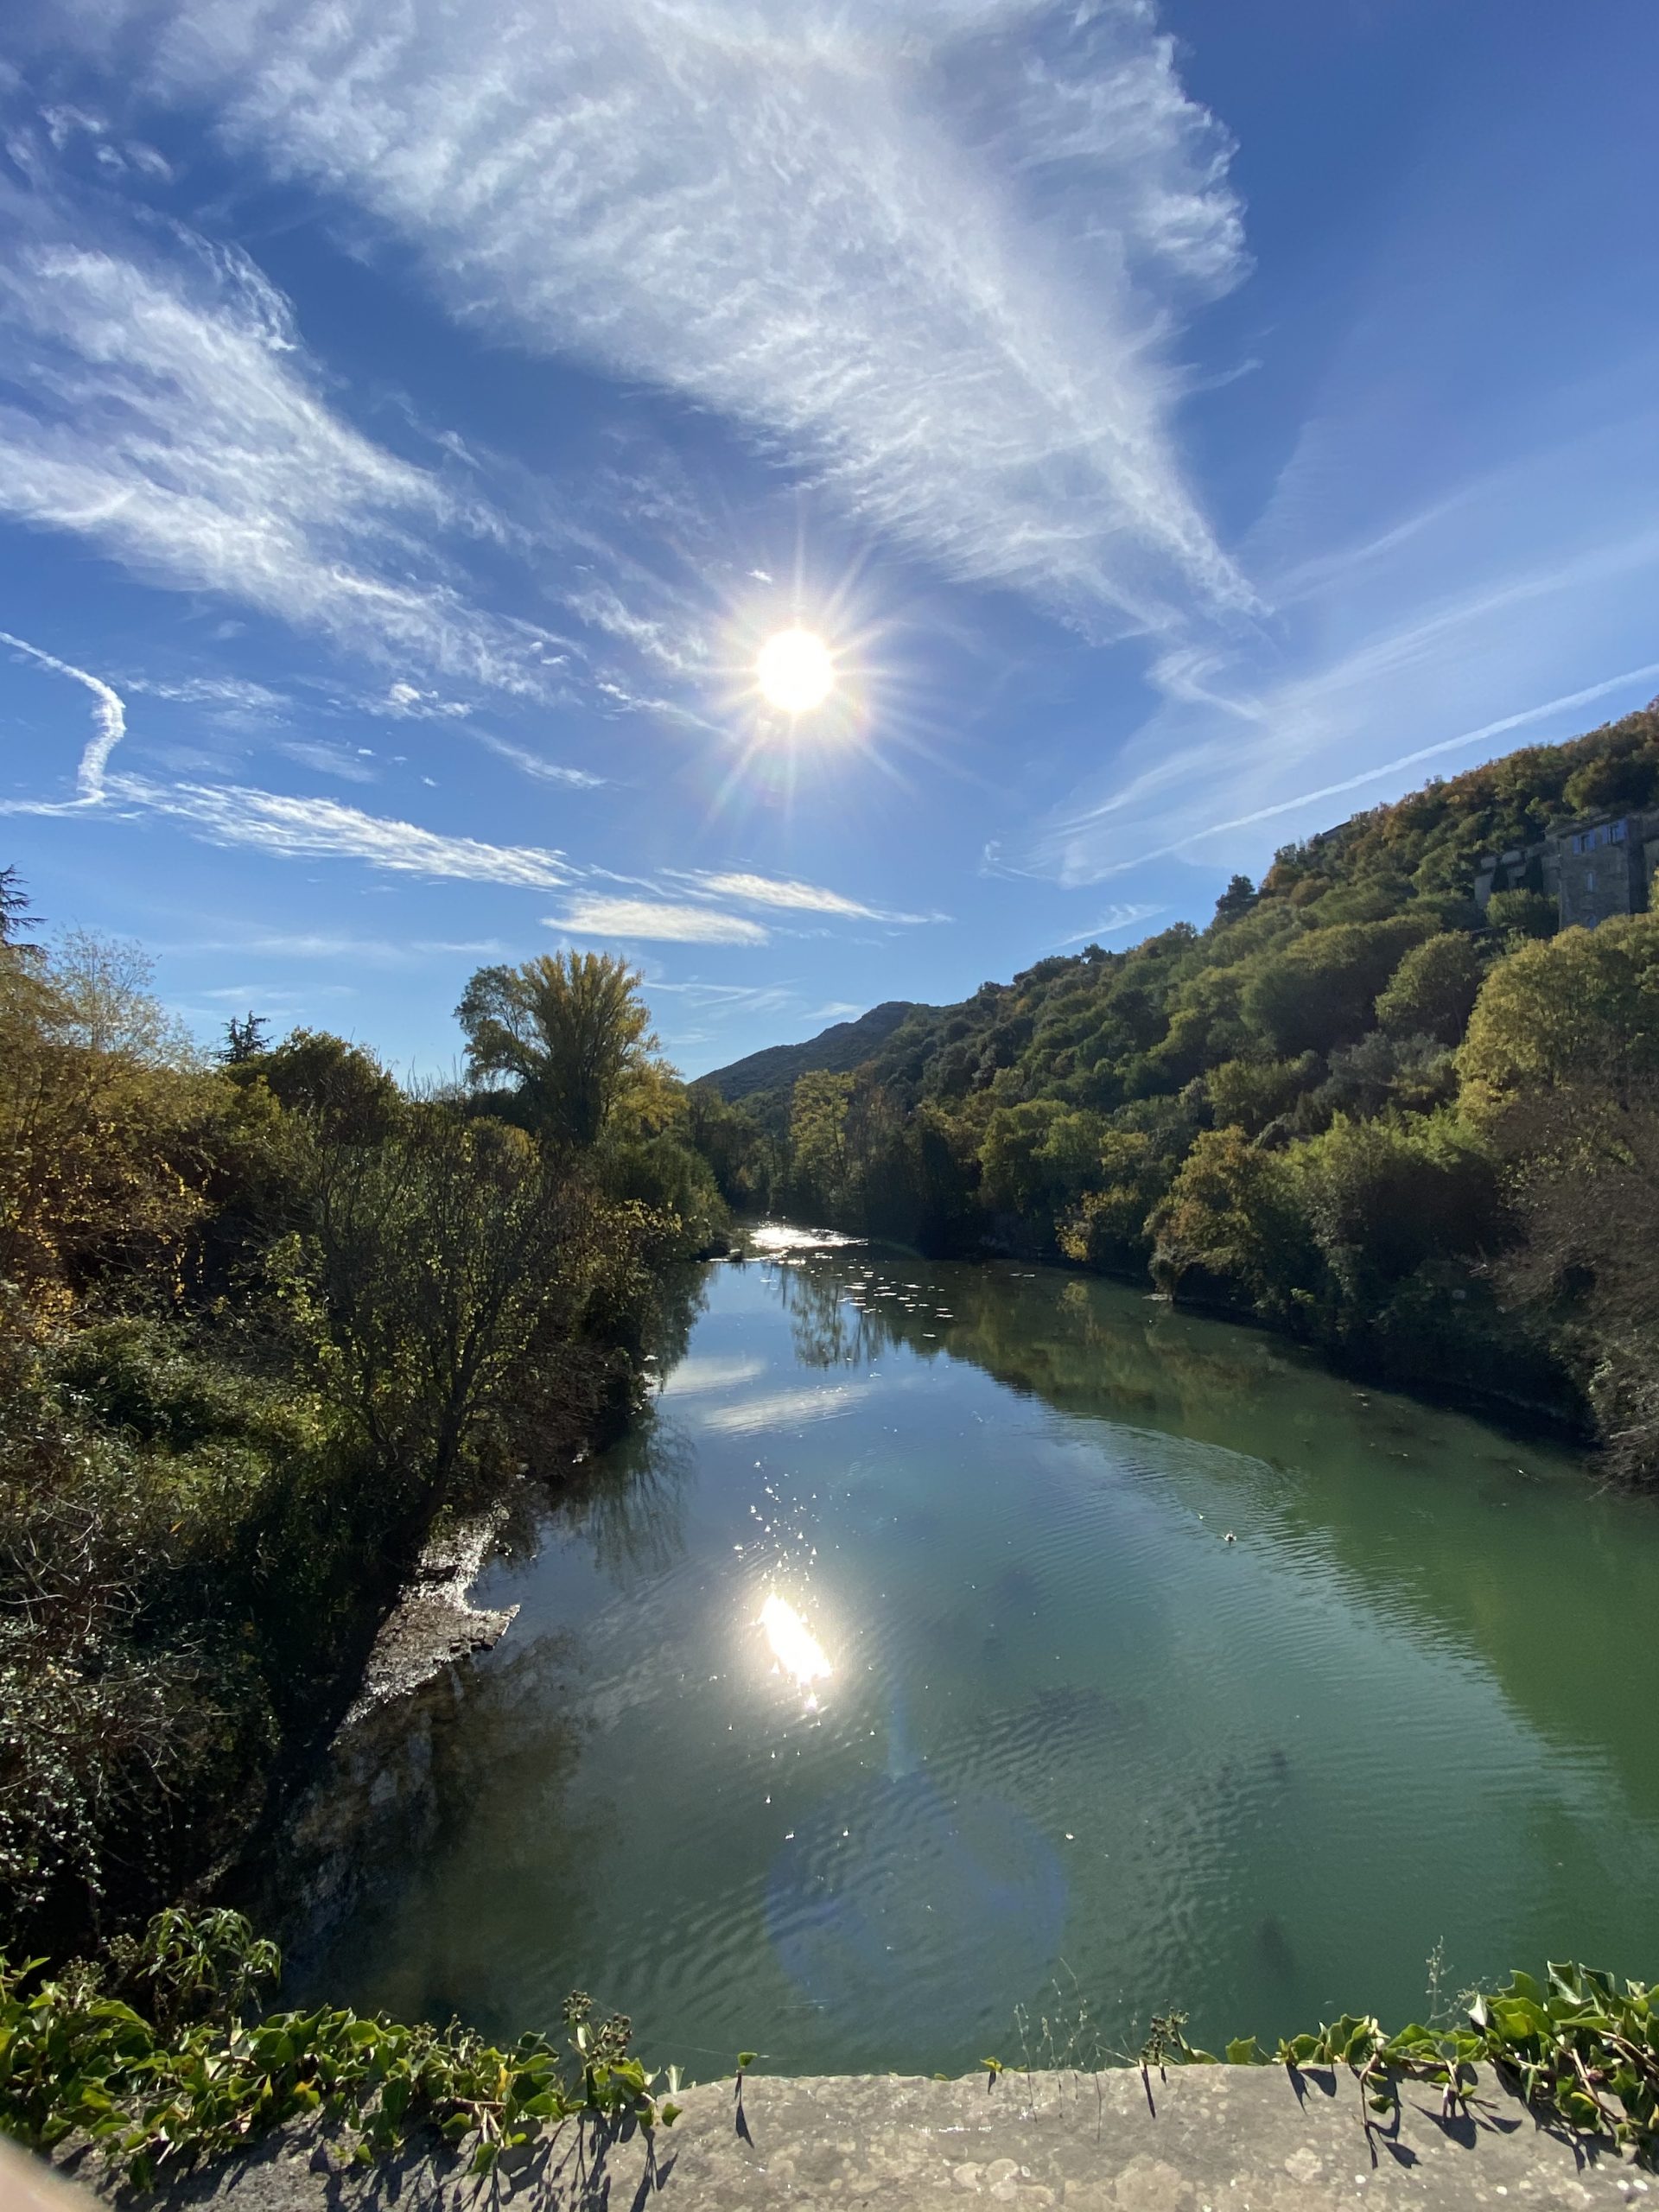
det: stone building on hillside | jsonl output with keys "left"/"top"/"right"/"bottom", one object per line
{"left": 1473, "top": 807, "right": 1659, "bottom": 930}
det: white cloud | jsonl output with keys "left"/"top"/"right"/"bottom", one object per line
{"left": 669, "top": 868, "right": 936, "bottom": 924}
{"left": 275, "top": 738, "right": 378, "bottom": 784}
{"left": 646, "top": 980, "right": 804, "bottom": 1017}
{"left": 115, "top": 777, "right": 575, "bottom": 887}
{"left": 372, "top": 681, "right": 474, "bottom": 720}
{"left": 91, "top": 0, "right": 1247, "bottom": 632}
{"left": 159, "top": 929, "right": 509, "bottom": 963}
{"left": 0, "top": 181, "right": 562, "bottom": 694}
{"left": 547, "top": 897, "right": 768, "bottom": 945}
{"left": 1055, "top": 902, "right": 1164, "bottom": 944}
{"left": 127, "top": 673, "right": 289, "bottom": 715}
{"left": 1039, "top": 407, "right": 1659, "bottom": 884}
{"left": 565, "top": 585, "right": 707, "bottom": 674}
{"left": 471, "top": 730, "right": 607, "bottom": 790}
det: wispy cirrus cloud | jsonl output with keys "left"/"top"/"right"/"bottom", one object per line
{"left": 547, "top": 897, "right": 768, "bottom": 946}
{"left": 156, "top": 930, "right": 510, "bottom": 963}
{"left": 1055, "top": 902, "right": 1164, "bottom": 945}
{"left": 470, "top": 731, "right": 607, "bottom": 791}
{"left": 79, "top": 0, "right": 1248, "bottom": 632}
{"left": 114, "top": 777, "right": 575, "bottom": 888}
{"left": 274, "top": 739, "right": 378, "bottom": 785}
{"left": 370, "top": 683, "right": 477, "bottom": 721}
{"left": 667, "top": 868, "right": 940, "bottom": 925}
{"left": 127, "top": 673, "right": 289, "bottom": 716}
{"left": 1038, "top": 405, "right": 1659, "bottom": 885}
{"left": 4, "top": 635, "right": 902, "bottom": 950}
{"left": 0, "top": 174, "right": 567, "bottom": 697}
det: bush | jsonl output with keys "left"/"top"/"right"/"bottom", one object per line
{"left": 1149, "top": 1130, "right": 1315, "bottom": 1321}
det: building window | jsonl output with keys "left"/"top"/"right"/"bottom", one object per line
{"left": 1586, "top": 868, "right": 1598, "bottom": 889}
{"left": 1611, "top": 819, "right": 1627, "bottom": 842}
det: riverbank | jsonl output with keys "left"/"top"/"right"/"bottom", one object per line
{"left": 0, "top": 907, "right": 728, "bottom": 1969}
{"left": 48, "top": 2065, "right": 1648, "bottom": 2209}
{"left": 781, "top": 1212, "right": 1592, "bottom": 1447}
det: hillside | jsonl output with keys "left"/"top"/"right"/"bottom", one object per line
{"left": 696, "top": 700, "right": 1659, "bottom": 1482}
{"left": 702, "top": 998, "right": 925, "bottom": 1102}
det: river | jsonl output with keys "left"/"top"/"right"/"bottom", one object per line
{"left": 290, "top": 1223, "right": 1659, "bottom": 2077}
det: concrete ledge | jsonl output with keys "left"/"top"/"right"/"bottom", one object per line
{"left": 51, "top": 2064, "right": 1650, "bottom": 2212}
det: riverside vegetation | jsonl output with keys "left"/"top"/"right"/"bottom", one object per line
{"left": 7, "top": 709, "right": 1659, "bottom": 2184}
{"left": 0, "top": 880, "right": 730, "bottom": 1968}
{"left": 0, "top": 1910, "right": 1653, "bottom": 2181}
{"left": 699, "top": 702, "right": 1659, "bottom": 1485}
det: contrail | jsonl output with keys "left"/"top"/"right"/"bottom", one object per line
{"left": 1081, "top": 659, "right": 1659, "bottom": 875}
{"left": 0, "top": 629, "right": 127, "bottom": 807}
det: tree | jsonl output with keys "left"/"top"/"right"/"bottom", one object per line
{"left": 1375, "top": 932, "right": 1486, "bottom": 1045}
{"left": 1459, "top": 913, "right": 1659, "bottom": 1121}
{"left": 50, "top": 930, "right": 194, "bottom": 1064}
{"left": 686, "top": 1084, "right": 773, "bottom": 1210}
{"left": 1213, "top": 873, "right": 1257, "bottom": 924}
{"left": 245, "top": 1029, "right": 401, "bottom": 1145}
{"left": 457, "top": 953, "right": 657, "bottom": 1149}
{"left": 0, "top": 868, "right": 37, "bottom": 945}
{"left": 1497, "top": 1071, "right": 1659, "bottom": 1488}
{"left": 1241, "top": 917, "right": 1431, "bottom": 1057}
{"left": 1056, "top": 1128, "right": 1172, "bottom": 1272}
{"left": 295, "top": 1109, "right": 626, "bottom": 1516}
{"left": 223, "top": 1011, "right": 269, "bottom": 1064}
{"left": 979, "top": 1100, "right": 1103, "bottom": 1230}
{"left": 0, "top": 932, "right": 213, "bottom": 1311}
{"left": 1484, "top": 888, "right": 1556, "bottom": 940}
{"left": 1149, "top": 1128, "right": 1313, "bottom": 1320}
{"left": 788, "top": 1071, "right": 853, "bottom": 1215}
{"left": 1290, "top": 1109, "right": 1502, "bottom": 1316}
{"left": 1460, "top": 915, "right": 1659, "bottom": 1484}
{"left": 1205, "top": 1052, "right": 1322, "bottom": 1136}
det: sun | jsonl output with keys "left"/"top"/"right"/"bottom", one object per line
{"left": 756, "top": 626, "right": 836, "bottom": 715}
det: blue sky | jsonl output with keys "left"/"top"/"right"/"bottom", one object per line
{"left": 3, "top": 0, "right": 1656, "bottom": 1077}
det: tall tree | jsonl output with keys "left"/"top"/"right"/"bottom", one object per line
{"left": 456, "top": 952, "right": 657, "bottom": 1149}
{"left": 788, "top": 1070, "right": 853, "bottom": 1213}
{"left": 223, "top": 1011, "right": 269, "bottom": 1064}
{"left": 0, "top": 867, "right": 36, "bottom": 945}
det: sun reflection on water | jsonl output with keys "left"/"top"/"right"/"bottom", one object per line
{"left": 760, "top": 1592, "right": 833, "bottom": 1703}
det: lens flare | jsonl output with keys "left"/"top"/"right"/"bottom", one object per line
{"left": 756, "top": 627, "right": 836, "bottom": 715}
{"left": 760, "top": 1592, "right": 832, "bottom": 1688}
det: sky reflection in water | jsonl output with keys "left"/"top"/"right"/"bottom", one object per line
{"left": 289, "top": 1230, "right": 1659, "bottom": 2075}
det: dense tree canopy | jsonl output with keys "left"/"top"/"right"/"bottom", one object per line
{"left": 457, "top": 951, "right": 658, "bottom": 1148}
{"left": 700, "top": 699, "right": 1659, "bottom": 1482}
{"left": 1, "top": 887, "right": 725, "bottom": 1961}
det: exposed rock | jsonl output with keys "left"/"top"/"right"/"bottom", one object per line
{"left": 348, "top": 1512, "right": 518, "bottom": 1721}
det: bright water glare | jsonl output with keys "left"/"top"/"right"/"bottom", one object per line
{"left": 292, "top": 1231, "right": 1659, "bottom": 2075}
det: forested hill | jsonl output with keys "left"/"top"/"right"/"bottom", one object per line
{"left": 703, "top": 997, "right": 923, "bottom": 1101}
{"left": 691, "top": 700, "right": 1659, "bottom": 1485}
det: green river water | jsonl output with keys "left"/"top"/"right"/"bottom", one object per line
{"left": 296, "top": 1224, "right": 1659, "bottom": 2076}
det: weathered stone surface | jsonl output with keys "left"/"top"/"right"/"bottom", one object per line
{"left": 60, "top": 2066, "right": 1651, "bottom": 2212}
{"left": 347, "top": 1512, "right": 518, "bottom": 1722}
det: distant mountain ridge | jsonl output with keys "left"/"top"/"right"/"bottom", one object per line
{"left": 699, "top": 999, "right": 925, "bottom": 1101}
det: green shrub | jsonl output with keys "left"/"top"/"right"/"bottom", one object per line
{"left": 0, "top": 1912, "right": 681, "bottom": 2188}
